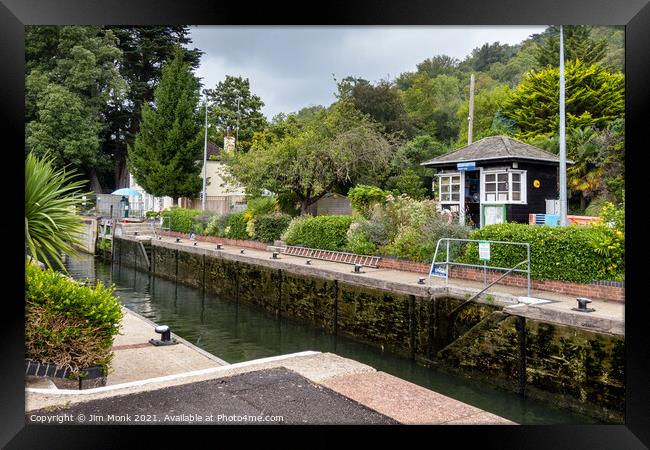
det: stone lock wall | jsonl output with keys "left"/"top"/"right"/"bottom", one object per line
{"left": 113, "top": 237, "right": 625, "bottom": 422}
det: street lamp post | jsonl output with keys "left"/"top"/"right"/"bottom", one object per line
{"left": 202, "top": 92, "right": 208, "bottom": 211}
{"left": 235, "top": 96, "right": 240, "bottom": 152}
{"left": 559, "top": 25, "right": 568, "bottom": 226}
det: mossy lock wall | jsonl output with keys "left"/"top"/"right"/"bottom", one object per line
{"left": 114, "top": 237, "right": 624, "bottom": 422}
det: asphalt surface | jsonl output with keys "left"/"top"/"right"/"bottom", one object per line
{"left": 26, "top": 367, "right": 398, "bottom": 425}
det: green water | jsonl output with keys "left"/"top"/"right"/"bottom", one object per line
{"left": 65, "top": 253, "right": 599, "bottom": 425}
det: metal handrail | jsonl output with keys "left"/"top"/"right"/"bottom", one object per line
{"left": 428, "top": 238, "right": 531, "bottom": 297}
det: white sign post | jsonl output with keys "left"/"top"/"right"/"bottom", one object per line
{"left": 479, "top": 241, "right": 490, "bottom": 287}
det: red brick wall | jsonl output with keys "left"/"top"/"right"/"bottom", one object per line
{"left": 377, "top": 257, "right": 624, "bottom": 302}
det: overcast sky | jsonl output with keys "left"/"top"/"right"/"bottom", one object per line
{"left": 187, "top": 26, "right": 547, "bottom": 119}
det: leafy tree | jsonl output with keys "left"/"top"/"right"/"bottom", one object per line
{"left": 416, "top": 55, "right": 461, "bottom": 79}
{"left": 337, "top": 77, "right": 415, "bottom": 137}
{"left": 129, "top": 51, "right": 203, "bottom": 205}
{"left": 385, "top": 169, "right": 428, "bottom": 200}
{"left": 391, "top": 134, "right": 447, "bottom": 177}
{"left": 456, "top": 84, "right": 510, "bottom": 145}
{"left": 25, "top": 26, "right": 127, "bottom": 193}
{"left": 224, "top": 100, "right": 393, "bottom": 214}
{"left": 500, "top": 60, "right": 624, "bottom": 139}
{"left": 463, "top": 41, "right": 518, "bottom": 72}
{"left": 25, "top": 152, "right": 89, "bottom": 271}
{"left": 534, "top": 26, "right": 608, "bottom": 69}
{"left": 205, "top": 75, "right": 267, "bottom": 152}
{"left": 103, "top": 26, "right": 203, "bottom": 188}
{"left": 402, "top": 74, "right": 463, "bottom": 142}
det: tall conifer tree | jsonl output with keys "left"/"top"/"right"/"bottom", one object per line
{"left": 129, "top": 50, "right": 203, "bottom": 205}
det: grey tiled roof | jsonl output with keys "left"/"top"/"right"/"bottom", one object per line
{"left": 420, "top": 136, "right": 573, "bottom": 166}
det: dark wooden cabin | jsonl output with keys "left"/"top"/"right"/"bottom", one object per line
{"left": 420, "top": 136, "right": 573, "bottom": 227}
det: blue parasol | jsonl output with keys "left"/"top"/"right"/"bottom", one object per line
{"left": 111, "top": 188, "right": 142, "bottom": 197}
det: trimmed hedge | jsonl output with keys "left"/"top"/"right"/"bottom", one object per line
{"left": 161, "top": 208, "right": 202, "bottom": 233}
{"left": 252, "top": 213, "right": 292, "bottom": 243}
{"left": 25, "top": 263, "right": 123, "bottom": 375}
{"left": 460, "top": 223, "right": 624, "bottom": 283}
{"left": 225, "top": 211, "right": 249, "bottom": 240}
{"left": 282, "top": 215, "right": 354, "bottom": 251}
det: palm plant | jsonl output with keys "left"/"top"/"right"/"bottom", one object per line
{"left": 25, "top": 152, "right": 89, "bottom": 271}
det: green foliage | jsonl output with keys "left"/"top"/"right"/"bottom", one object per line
{"left": 25, "top": 26, "right": 127, "bottom": 192}
{"left": 205, "top": 75, "right": 267, "bottom": 153}
{"left": 25, "top": 152, "right": 89, "bottom": 271}
{"left": 384, "top": 169, "right": 428, "bottom": 200}
{"left": 253, "top": 214, "right": 292, "bottom": 243}
{"left": 96, "top": 238, "right": 112, "bottom": 253}
{"left": 347, "top": 185, "right": 390, "bottom": 218}
{"left": 225, "top": 100, "right": 393, "bottom": 214}
{"left": 456, "top": 84, "right": 510, "bottom": 145}
{"left": 25, "top": 263, "right": 123, "bottom": 374}
{"left": 224, "top": 212, "right": 249, "bottom": 240}
{"left": 346, "top": 231, "right": 378, "bottom": 255}
{"left": 282, "top": 215, "right": 354, "bottom": 251}
{"left": 500, "top": 60, "right": 624, "bottom": 140}
{"left": 345, "top": 194, "right": 470, "bottom": 262}
{"left": 160, "top": 208, "right": 202, "bottom": 233}
{"left": 533, "top": 26, "right": 608, "bottom": 69}
{"left": 206, "top": 215, "right": 228, "bottom": 237}
{"left": 245, "top": 196, "right": 278, "bottom": 218}
{"left": 600, "top": 191, "right": 625, "bottom": 233}
{"left": 129, "top": 50, "right": 203, "bottom": 201}
{"left": 337, "top": 76, "right": 414, "bottom": 137}
{"left": 105, "top": 26, "right": 202, "bottom": 190}
{"left": 460, "top": 223, "right": 624, "bottom": 283}
{"left": 145, "top": 210, "right": 161, "bottom": 218}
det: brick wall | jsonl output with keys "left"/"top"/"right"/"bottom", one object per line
{"left": 377, "top": 257, "right": 624, "bottom": 303}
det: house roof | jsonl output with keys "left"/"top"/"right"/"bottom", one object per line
{"left": 420, "top": 135, "right": 574, "bottom": 167}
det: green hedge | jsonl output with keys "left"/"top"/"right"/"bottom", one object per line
{"left": 25, "top": 263, "right": 123, "bottom": 375}
{"left": 460, "top": 223, "right": 624, "bottom": 283}
{"left": 161, "top": 208, "right": 202, "bottom": 233}
{"left": 225, "top": 211, "right": 249, "bottom": 240}
{"left": 253, "top": 213, "right": 292, "bottom": 243}
{"left": 282, "top": 215, "right": 354, "bottom": 251}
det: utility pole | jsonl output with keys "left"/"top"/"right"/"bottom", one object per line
{"left": 468, "top": 73, "right": 475, "bottom": 145}
{"left": 559, "top": 25, "right": 568, "bottom": 226}
{"left": 235, "top": 97, "right": 241, "bottom": 152}
{"left": 202, "top": 93, "right": 208, "bottom": 211}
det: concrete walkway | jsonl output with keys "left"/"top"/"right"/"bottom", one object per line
{"left": 153, "top": 236, "right": 624, "bottom": 335}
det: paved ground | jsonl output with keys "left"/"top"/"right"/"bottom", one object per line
{"left": 26, "top": 367, "right": 397, "bottom": 425}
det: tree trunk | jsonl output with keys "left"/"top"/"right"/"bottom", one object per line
{"left": 300, "top": 198, "right": 312, "bottom": 215}
{"left": 580, "top": 195, "right": 586, "bottom": 213}
{"left": 87, "top": 167, "right": 103, "bottom": 194}
{"left": 115, "top": 152, "right": 129, "bottom": 189}
{"left": 172, "top": 197, "right": 178, "bottom": 207}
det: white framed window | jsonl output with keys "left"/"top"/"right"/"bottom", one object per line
{"left": 481, "top": 170, "right": 526, "bottom": 204}
{"left": 438, "top": 173, "right": 461, "bottom": 203}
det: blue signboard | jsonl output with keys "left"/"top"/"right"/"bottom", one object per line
{"left": 431, "top": 264, "right": 448, "bottom": 277}
{"left": 457, "top": 162, "right": 476, "bottom": 171}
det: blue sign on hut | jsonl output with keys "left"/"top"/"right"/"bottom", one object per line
{"left": 420, "top": 136, "right": 573, "bottom": 228}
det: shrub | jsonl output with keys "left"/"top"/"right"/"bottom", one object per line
{"left": 145, "top": 210, "right": 161, "bottom": 218}
{"left": 254, "top": 213, "right": 292, "bottom": 242}
{"left": 25, "top": 263, "right": 123, "bottom": 376}
{"left": 161, "top": 208, "right": 202, "bottom": 233}
{"left": 224, "top": 211, "right": 249, "bottom": 240}
{"left": 600, "top": 190, "right": 625, "bottom": 233}
{"left": 346, "top": 230, "right": 377, "bottom": 255}
{"left": 347, "top": 185, "right": 389, "bottom": 218}
{"left": 282, "top": 215, "right": 354, "bottom": 250}
{"left": 460, "top": 223, "right": 624, "bottom": 283}
{"left": 206, "top": 215, "right": 228, "bottom": 237}
{"left": 246, "top": 195, "right": 277, "bottom": 217}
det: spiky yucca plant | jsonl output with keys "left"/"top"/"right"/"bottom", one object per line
{"left": 25, "top": 152, "right": 89, "bottom": 270}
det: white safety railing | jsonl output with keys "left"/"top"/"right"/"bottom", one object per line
{"left": 428, "top": 238, "right": 531, "bottom": 297}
